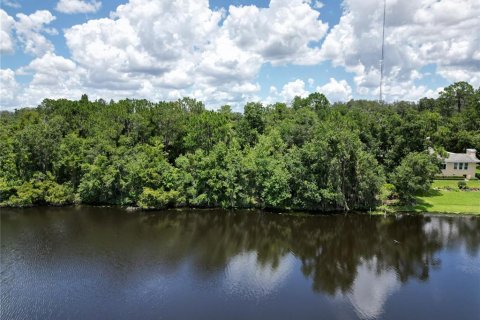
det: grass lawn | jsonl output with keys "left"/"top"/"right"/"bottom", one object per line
{"left": 399, "top": 189, "right": 480, "bottom": 214}
{"left": 432, "top": 179, "right": 480, "bottom": 189}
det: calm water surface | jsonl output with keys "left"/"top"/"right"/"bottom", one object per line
{"left": 1, "top": 207, "right": 480, "bottom": 320}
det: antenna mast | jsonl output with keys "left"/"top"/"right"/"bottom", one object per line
{"left": 379, "top": 0, "right": 386, "bottom": 103}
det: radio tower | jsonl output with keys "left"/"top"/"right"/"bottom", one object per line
{"left": 379, "top": 0, "right": 386, "bottom": 103}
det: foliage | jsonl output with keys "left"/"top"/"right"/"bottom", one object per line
{"left": 380, "top": 183, "right": 396, "bottom": 201}
{"left": 457, "top": 181, "right": 468, "bottom": 190}
{"left": 0, "top": 172, "right": 74, "bottom": 207}
{"left": 0, "top": 81, "right": 478, "bottom": 211}
{"left": 138, "top": 188, "right": 181, "bottom": 209}
{"left": 390, "top": 152, "right": 440, "bottom": 203}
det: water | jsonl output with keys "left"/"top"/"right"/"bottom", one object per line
{"left": 1, "top": 207, "right": 479, "bottom": 320}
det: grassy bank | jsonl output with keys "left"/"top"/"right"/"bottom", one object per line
{"left": 397, "top": 189, "right": 479, "bottom": 214}
{"left": 390, "top": 179, "right": 480, "bottom": 215}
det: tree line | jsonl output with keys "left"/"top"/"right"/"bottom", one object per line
{"left": 0, "top": 81, "right": 479, "bottom": 210}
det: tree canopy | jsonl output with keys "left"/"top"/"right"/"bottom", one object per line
{"left": 1, "top": 82, "right": 479, "bottom": 210}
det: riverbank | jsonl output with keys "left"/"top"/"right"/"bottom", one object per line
{"left": 394, "top": 190, "right": 479, "bottom": 214}
{"left": 386, "top": 179, "right": 480, "bottom": 215}
{"left": 2, "top": 201, "right": 479, "bottom": 216}
{"left": 2, "top": 180, "right": 479, "bottom": 215}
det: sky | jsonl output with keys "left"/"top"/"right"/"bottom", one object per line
{"left": 1, "top": 0, "right": 479, "bottom": 111}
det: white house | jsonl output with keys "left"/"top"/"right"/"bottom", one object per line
{"left": 439, "top": 149, "right": 479, "bottom": 179}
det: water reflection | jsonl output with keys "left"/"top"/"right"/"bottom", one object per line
{"left": 1, "top": 208, "right": 479, "bottom": 319}
{"left": 346, "top": 258, "right": 400, "bottom": 319}
{"left": 225, "top": 252, "right": 295, "bottom": 299}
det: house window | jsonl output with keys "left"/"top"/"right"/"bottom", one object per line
{"left": 441, "top": 163, "right": 446, "bottom": 170}
{"left": 454, "top": 163, "right": 458, "bottom": 169}
{"left": 464, "top": 163, "right": 468, "bottom": 170}
{"left": 459, "top": 163, "right": 463, "bottom": 170}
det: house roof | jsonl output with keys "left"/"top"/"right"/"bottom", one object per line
{"left": 444, "top": 152, "right": 480, "bottom": 163}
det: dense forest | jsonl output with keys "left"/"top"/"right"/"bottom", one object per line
{"left": 0, "top": 81, "right": 479, "bottom": 211}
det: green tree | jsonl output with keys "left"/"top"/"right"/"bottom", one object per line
{"left": 390, "top": 152, "right": 440, "bottom": 203}
{"left": 184, "top": 111, "right": 231, "bottom": 152}
{"left": 237, "top": 102, "right": 266, "bottom": 146}
{"left": 244, "top": 130, "right": 292, "bottom": 209}
{"left": 438, "top": 81, "right": 474, "bottom": 116}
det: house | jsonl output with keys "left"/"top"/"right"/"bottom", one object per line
{"left": 439, "top": 149, "right": 479, "bottom": 179}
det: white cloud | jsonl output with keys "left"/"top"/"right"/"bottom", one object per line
{"left": 264, "top": 79, "right": 309, "bottom": 104}
{"left": 64, "top": 1, "right": 222, "bottom": 86}
{"left": 316, "top": 78, "right": 352, "bottom": 102}
{"left": 313, "top": 1, "right": 324, "bottom": 9}
{"left": 2, "top": 0, "right": 21, "bottom": 9}
{"left": 56, "top": 0, "right": 102, "bottom": 14}
{"left": 280, "top": 79, "right": 309, "bottom": 102}
{"left": 1, "top": 0, "right": 329, "bottom": 109}
{"left": 19, "top": 52, "right": 77, "bottom": 86}
{"left": 224, "top": 0, "right": 328, "bottom": 65}
{"left": 15, "top": 10, "right": 56, "bottom": 56}
{"left": 3, "top": 0, "right": 479, "bottom": 110}
{"left": 60, "top": 0, "right": 327, "bottom": 108}
{"left": 196, "top": 30, "right": 261, "bottom": 89}
{"left": 0, "top": 9, "right": 15, "bottom": 54}
{"left": 0, "top": 69, "right": 20, "bottom": 108}
{"left": 15, "top": 53, "right": 83, "bottom": 106}
{"left": 266, "top": 78, "right": 353, "bottom": 104}
{"left": 437, "top": 66, "right": 480, "bottom": 87}
{"left": 320, "top": 0, "right": 480, "bottom": 99}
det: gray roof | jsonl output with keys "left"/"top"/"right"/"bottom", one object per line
{"left": 444, "top": 152, "right": 480, "bottom": 163}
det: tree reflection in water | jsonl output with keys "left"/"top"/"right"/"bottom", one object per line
{"left": 1, "top": 207, "right": 479, "bottom": 319}
{"left": 139, "top": 210, "right": 479, "bottom": 292}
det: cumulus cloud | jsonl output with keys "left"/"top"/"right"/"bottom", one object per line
{"left": 266, "top": 78, "right": 353, "bottom": 104}
{"left": 320, "top": 0, "right": 480, "bottom": 99}
{"left": 0, "top": 69, "right": 20, "bottom": 108}
{"left": 280, "top": 79, "right": 309, "bottom": 102}
{"left": 15, "top": 10, "right": 57, "bottom": 56}
{"left": 14, "top": 53, "right": 84, "bottom": 106}
{"left": 18, "top": 52, "right": 77, "bottom": 86}
{"left": 3, "top": 0, "right": 479, "bottom": 110}
{"left": 58, "top": 0, "right": 328, "bottom": 108}
{"left": 264, "top": 79, "right": 310, "bottom": 104}
{"left": 0, "top": 9, "right": 15, "bottom": 54}
{"left": 316, "top": 78, "right": 352, "bottom": 102}
{"left": 56, "top": 0, "right": 102, "bottom": 14}
{"left": 223, "top": 0, "right": 328, "bottom": 65}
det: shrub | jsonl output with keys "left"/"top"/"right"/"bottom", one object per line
{"left": 457, "top": 181, "right": 468, "bottom": 190}
{"left": 138, "top": 188, "right": 181, "bottom": 209}
{"left": 0, "top": 179, "right": 15, "bottom": 203}
{"left": 45, "top": 182, "right": 74, "bottom": 206}
{"left": 380, "top": 183, "right": 396, "bottom": 201}
{"left": 1, "top": 173, "right": 75, "bottom": 207}
{"left": 435, "top": 176, "right": 466, "bottom": 180}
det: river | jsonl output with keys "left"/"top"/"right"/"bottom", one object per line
{"left": 1, "top": 207, "right": 479, "bottom": 319}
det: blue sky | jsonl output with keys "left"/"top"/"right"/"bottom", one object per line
{"left": 1, "top": 0, "right": 478, "bottom": 110}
